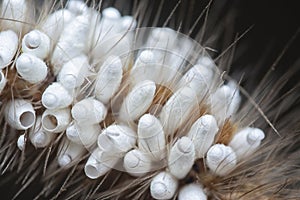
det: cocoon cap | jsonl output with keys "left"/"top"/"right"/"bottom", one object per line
{"left": 5, "top": 99, "right": 36, "bottom": 130}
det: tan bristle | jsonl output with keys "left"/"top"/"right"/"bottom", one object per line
{"left": 153, "top": 84, "right": 173, "bottom": 106}
{"left": 216, "top": 119, "right": 238, "bottom": 145}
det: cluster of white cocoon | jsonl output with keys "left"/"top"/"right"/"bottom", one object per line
{"left": 0, "top": 1, "right": 266, "bottom": 200}
{"left": 0, "top": 3, "right": 50, "bottom": 84}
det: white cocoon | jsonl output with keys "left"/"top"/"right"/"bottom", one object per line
{"left": 97, "top": 124, "right": 136, "bottom": 155}
{"left": 187, "top": 115, "right": 219, "bottom": 158}
{"left": 90, "top": 7, "right": 121, "bottom": 46}
{"left": 29, "top": 116, "right": 54, "bottom": 148}
{"left": 137, "top": 114, "right": 166, "bottom": 160}
{"left": 84, "top": 148, "right": 119, "bottom": 179}
{"left": 66, "top": 122, "right": 101, "bottom": 148}
{"left": 57, "top": 54, "right": 90, "bottom": 90}
{"left": 229, "top": 127, "right": 265, "bottom": 160}
{"left": 178, "top": 64, "right": 214, "bottom": 98}
{"left": 197, "top": 56, "right": 215, "bottom": 68}
{"left": 129, "top": 50, "right": 162, "bottom": 84}
{"left": 206, "top": 144, "right": 237, "bottom": 176}
{"left": 120, "top": 16, "right": 137, "bottom": 31}
{"left": 40, "top": 9, "right": 74, "bottom": 47}
{"left": 119, "top": 80, "right": 156, "bottom": 122}
{"left": 94, "top": 56, "right": 123, "bottom": 104}
{"left": 51, "top": 14, "right": 90, "bottom": 75}
{"left": 71, "top": 98, "right": 107, "bottom": 125}
{"left": 101, "top": 7, "right": 121, "bottom": 31}
{"left": 22, "top": 30, "right": 50, "bottom": 59}
{"left": 146, "top": 28, "right": 177, "bottom": 50}
{"left": 42, "top": 82, "right": 73, "bottom": 109}
{"left": 42, "top": 108, "right": 71, "bottom": 133}
{"left": 178, "top": 183, "right": 207, "bottom": 200}
{"left": 16, "top": 53, "right": 48, "bottom": 84}
{"left": 132, "top": 50, "right": 155, "bottom": 71}
{"left": 66, "top": 0, "right": 88, "bottom": 15}
{"left": 91, "top": 33, "right": 132, "bottom": 69}
{"left": 168, "top": 137, "right": 195, "bottom": 179}
{"left": 57, "top": 139, "right": 85, "bottom": 167}
{"left": 123, "top": 149, "right": 152, "bottom": 177}
{"left": 150, "top": 171, "right": 178, "bottom": 200}
{"left": 30, "top": 130, "right": 54, "bottom": 149}
{"left": 0, "top": 30, "right": 18, "bottom": 69}
{"left": 160, "top": 86, "right": 198, "bottom": 135}
{"left": 17, "top": 134, "right": 26, "bottom": 151}
{"left": 5, "top": 99, "right": 36, "bottom": 130}
{"left": 210, "top": 82, "right": 241, "bottom": 123}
